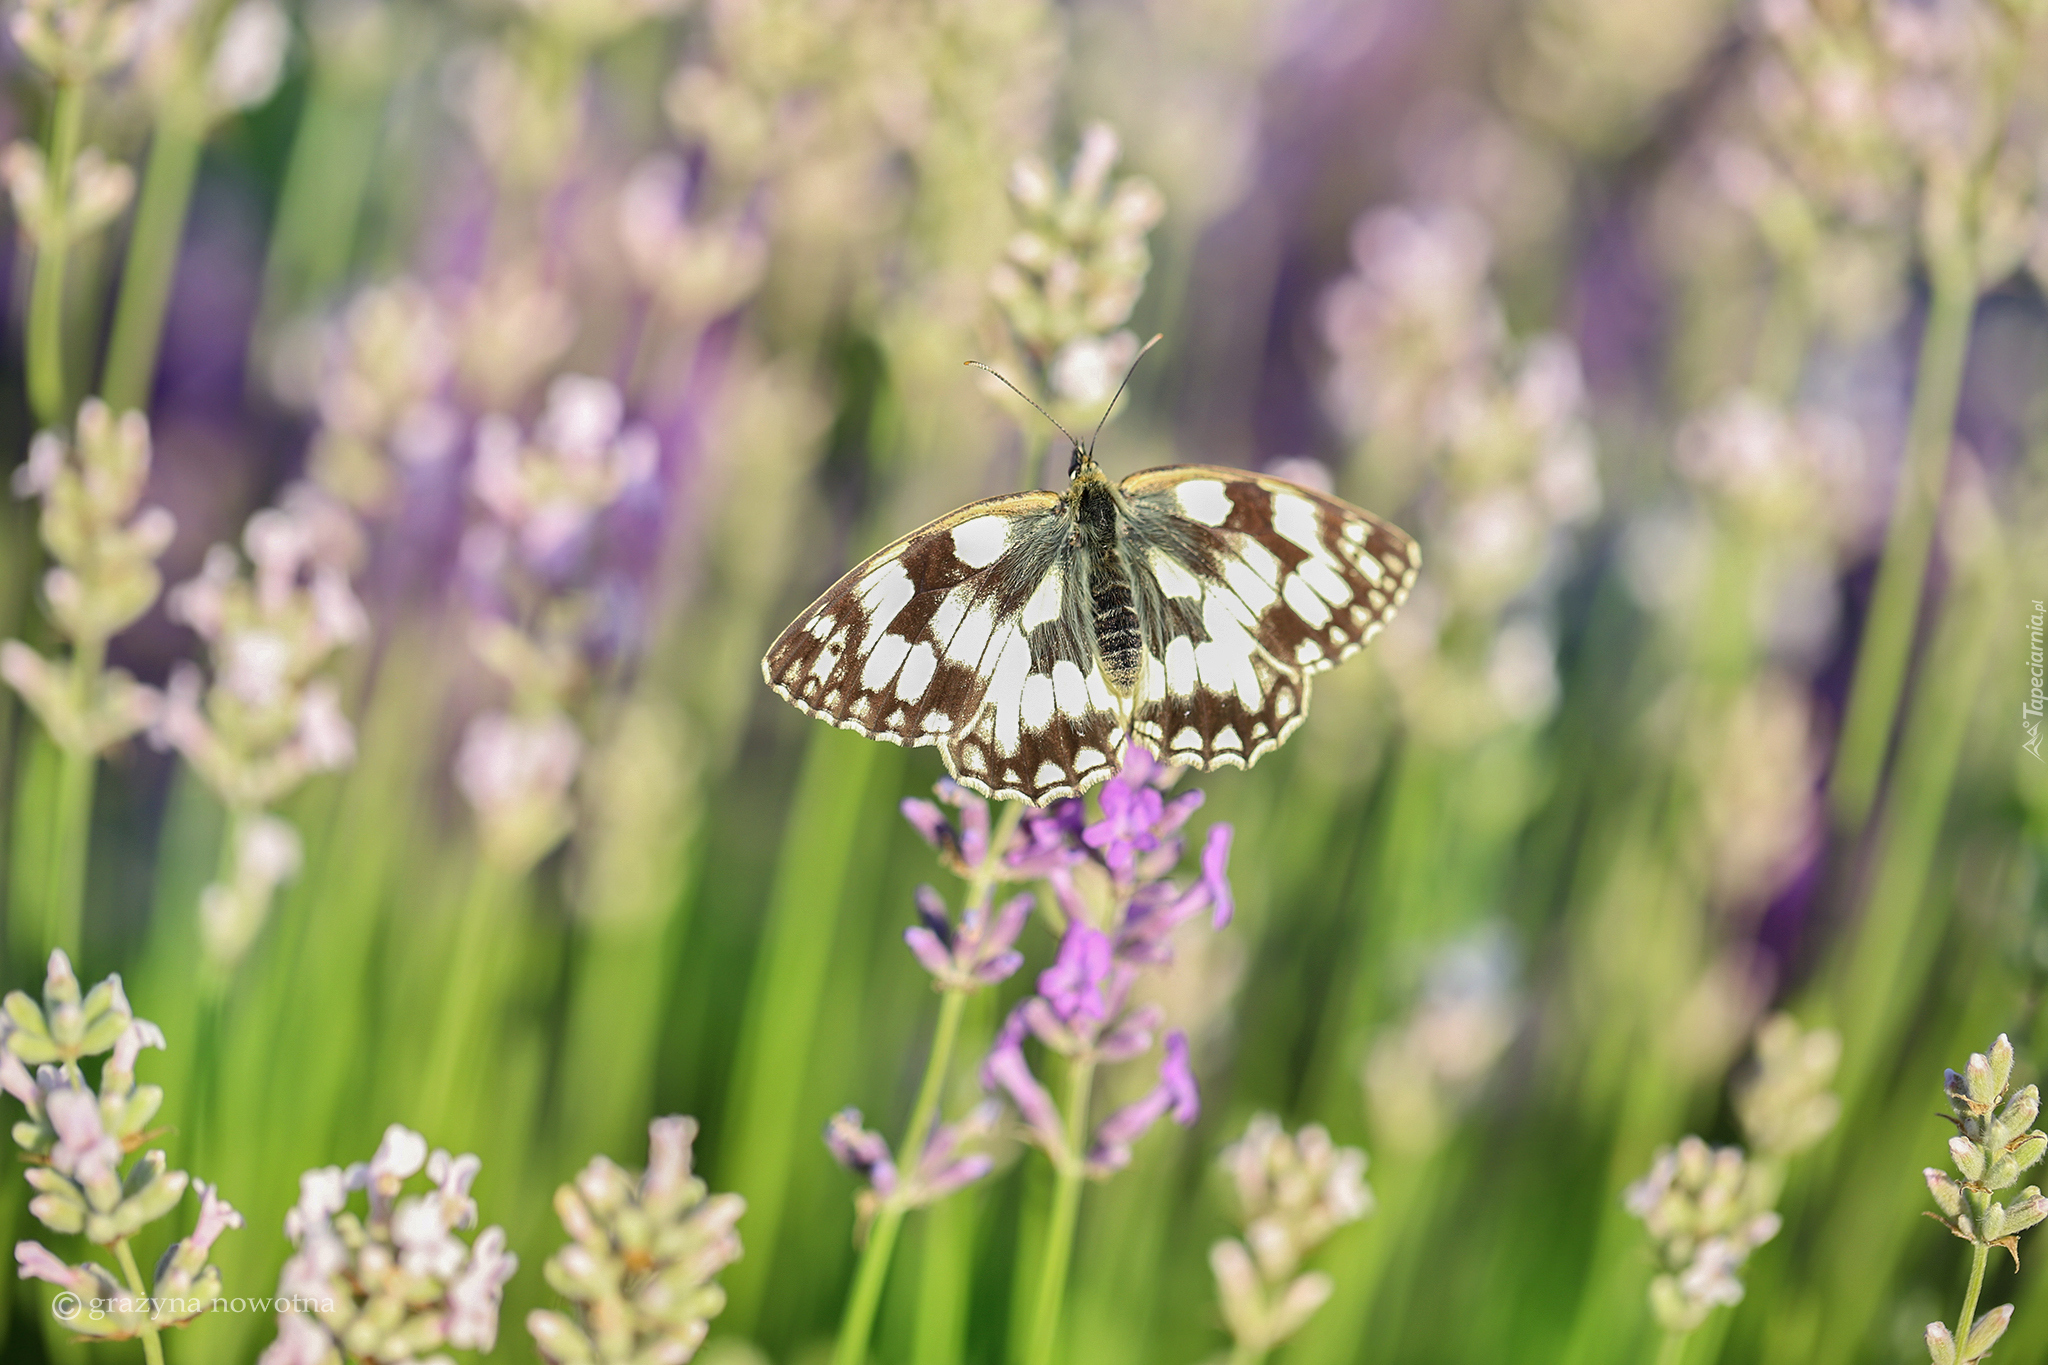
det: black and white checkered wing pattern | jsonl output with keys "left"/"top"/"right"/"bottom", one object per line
{"left": 761, "top": 493, "right": 1128, "bottom": 804}
{"left": 1117, "top": 465, "right": 1419, "bottom": 770}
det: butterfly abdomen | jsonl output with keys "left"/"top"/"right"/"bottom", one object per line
{"left": 1091, "top": 564, "right": 1143, "bottom": 696}
{"left": 1071, "top": 471, "right": 1143, "bottom": 696}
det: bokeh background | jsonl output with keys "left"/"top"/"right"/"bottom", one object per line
{"left": 2, "top": 0, "right": 2047, "bottom": 1362}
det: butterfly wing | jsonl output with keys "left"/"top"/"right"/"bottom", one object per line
{"left": 1116, "top": 464, "right": 1419, "bottom": 770}
{"left": 761, "top": 490, "right": 1129, "bottom": 804}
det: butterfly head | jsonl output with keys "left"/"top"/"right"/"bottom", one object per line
{"left": 1068, "top": 441, "right": 1100, "bottom": 481}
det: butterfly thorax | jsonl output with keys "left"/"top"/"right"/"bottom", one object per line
{"left": 1068, "top": 455, "right": 1144, "bottom": 698}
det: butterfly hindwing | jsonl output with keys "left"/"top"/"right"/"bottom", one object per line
{"left": 942, "top": 565, "right": 1127, "bottom": 803}
{"left": 760, "top": 489, "right": 1128, "bottom": 804}
{"left": 1117, "top": 464, "right": 1419, "bottom": 771}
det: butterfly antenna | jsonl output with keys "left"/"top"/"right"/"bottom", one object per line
{"left": 1088, "top": 333, "right": 1163, "bottom": 453}
{"left": 966, "top": 361, "right": 1083, "bottom": 453}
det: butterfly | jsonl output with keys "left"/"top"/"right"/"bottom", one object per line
{"left": 762, "top": 377, "right": 1419, "bottom": 805}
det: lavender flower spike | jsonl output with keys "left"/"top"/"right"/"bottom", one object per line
{"left": 904, "top": 885, "right": 1032, "bottom": 990}
{"left": 825, "top": 1101, "right": 1001, "bottom": 1219}
{"left": 529, "top": 1116, "right": 744, "bottom": 1365}
{"left": 1088, "top": 1031, "right": 1200, "bottom": 1176}
{"left": 1006, "top": 798, "right": 1090, "bottom": 877}
{"left": 911, "top": 1101, "right": 1002, "bottom": 1205}
{"left": 825, "top": 1109, "right": 900, "bottom": 1200}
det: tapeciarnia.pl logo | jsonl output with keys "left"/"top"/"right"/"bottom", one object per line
{"left": 2026, "top": 599, "right": 2045, "bottom": 761}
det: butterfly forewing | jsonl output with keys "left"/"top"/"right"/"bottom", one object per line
{"left": 760, "top": 490, "right": 1129, "bottom": 803}
{"left": 1117, "top": 465, "right": 1419, "bottom": 771}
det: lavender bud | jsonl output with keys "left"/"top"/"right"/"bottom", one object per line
{"left": 2003, "top": 1193, "right": 2048, "bottom": 1236}
{"left": 824, "top": 1110, "right": 898, "bottom": 1198}
{"left": 1990, "top": 1035, "right": 2016, "bottom": 1098}
{"left": 1963, "top": 1304, "right": 2014, "bottom": 1359}
{"left": 1967, "top": 1050, "right": 1998, "bottom": 1108}
{"left": 1950, "top": 1135, "right": 1986, "bottom": 1184}
{"left": 1926, "top": 1169, "right": 1966, "bottom": 1219}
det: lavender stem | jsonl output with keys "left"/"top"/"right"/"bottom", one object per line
{"left": 1024, "top": 1053, "right": 1096, "bottom": 1365}
{"left": 833, "top": 802, "right": 1023, "bottom": 1365}
{"left": 44, "top": 631, "right": 104, "bottom": 957}
{"left": 100, "top": 109, "right": 205, "bottom": 414}
{"left": 112, "top": 1238, "right": 166, "bottom": 1365}
{"left": 1828, "top": 234, "right": 1974, "bottom": 832}
{"left": 26, "top": 78, "right": 85, "bottom": 425}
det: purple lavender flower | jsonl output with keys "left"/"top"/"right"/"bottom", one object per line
{"left": 982, "top": 1011, "right": 1070, "bottom": 1160}
{"left": 1006, "top": 798, "right": 1089, "bottom": 877}
{"left": 825, "top": 1103, "right": 1001, "bottom": 1215}
{"left": 1200, "top": 825, "right": 1235, "bottom": 927}
{"left": 901, "top": 777, "right": 994, "bottom": 875}
{"left": 1083, "top": 779, "right": 1166, "bottom": 878}
{"left": 904, "top": 886, "right": 1031, "bottom": 990}
{"left": 913, "top": 1102, "right": 1001, "bottom": 1203}
{"left": 1087, "top": 1032, "right": 1201, "bottom": 1176}
{"left": 825, "top": 1109, "right": 899, "bottom": 1200}
{"left": 973, "top": 747, "right": 1232, "bottom": 1185}
{"left": 1037, "top": 922, "right": 1119, "bottom": 1026}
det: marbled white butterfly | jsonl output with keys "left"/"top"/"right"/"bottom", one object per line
{"left": 762, "top": 380, "right": 1418, "bottom": 805}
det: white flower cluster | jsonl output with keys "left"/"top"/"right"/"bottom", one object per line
{"left": 528, "top": 1116, "right": 747, "bottom": 1365}
{"left": 263, "top": 1124, "right": 517, "bottom": 1365}
{"left": 153, "top": 483, "right": 366, "bottom": 968}
{"left": 156, "top": 484, "right": 365, "bottom": 811}
{"left": 1209, "top": 1114, "right": 1373, "bottom": 1356}
{"left": 2, "top": 952, "right": 242, "bottom": 1342}
{"left": 470, "top": 375, "right": 659, "bottom": 566}
{"left": 1322, "top": 205, "right": 1600, "bottom": 741}
{"left": 1, "top": 401, "right": 174, "bottom": 756}
{"left": 990, "top": 122, "right": 1166, "bottom": 409}
{"left": 1625, "top": 1137, "right": 1783, "bottom": 1333}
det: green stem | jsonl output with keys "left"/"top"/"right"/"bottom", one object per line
{"left": 111, "top": 1239, "right": 165, "bottom": 1365}
{"left": 913, "top": 989, "right": 998, "bottom": 1365}
{"left": 100, "top": 108, "right": 206, "bottom": 414}
{"left": 1227, "top": 1342, "right": 1266, "bottom": 1365}
{"left": 418, "top": 855, "right": 518, "bottom": 1135}
{"left": 44, "top": 635, "right": 106, "bottom": 959}
{"left": 1828, "top": 244, "right": 1975, "bottom": 833}
{"left": 835, "top": 1199, "right": 909, "bottom": 1365}
{"left": 1655, "top": 1328, "right": 1690, "bottom": 1365}
{"left": 717, "top": 731, "right": 884, "bottom": 1333}
{"left": 1024, "top": 1055, "right": 1096, "bottom": 1365}
{"left": 1825, "top": 491, "right": 2001, "bottom": 1112}
{"left": 901, "top": 989, "right": 972, "bottom": 1190}
{"left": 27, "top": 79, "right": 86, "bottom": 426}
{"left": 833, "top": 804, "right": 1023, "bottom": 1365}
{"left": 255, "top": 49, "right": 389, "bottom": 336}
{"left": 833, "top": 991, "right": 968, "bottom": 1365}
{"left": 1956, "top": 1239, "right": 1990, "bottom": 1360}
